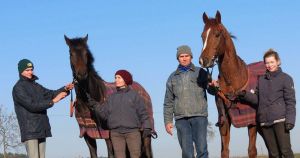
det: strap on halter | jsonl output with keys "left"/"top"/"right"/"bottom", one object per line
{"left": 206, "top": 67, "right": 214, "bottom": 83}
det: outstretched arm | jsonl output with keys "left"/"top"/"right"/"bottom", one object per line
{"left": 86, "top": 93, "right": 109, "bottom": 121}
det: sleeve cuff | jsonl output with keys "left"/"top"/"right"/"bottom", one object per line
{"left": 49, "top": 100, "right": 54, "bottom": 106}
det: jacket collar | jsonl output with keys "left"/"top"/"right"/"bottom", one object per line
{"left": 265, "top": 67, "right": 282, "bottom": 80}
{"left": 175, "top": 63, "right": 196, "bottom": 75}
{"left": 116, "top": 86, "right": 130, "bottom": 93}
{"left": 19, "top": 74, "right": 39, "bottom": 82}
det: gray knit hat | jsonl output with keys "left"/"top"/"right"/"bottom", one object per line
{"left": 176, "top": 45, "right": 193, "bottom": 59}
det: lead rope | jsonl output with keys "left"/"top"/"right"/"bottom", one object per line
{"left": 69, "top": 88, "right": 74, "bottom": 117}
{"left": 205, "top": 64, "right": 229, "bottom": 127}
{"left": 69, "top": 78, "right": 78, "bottom": 117}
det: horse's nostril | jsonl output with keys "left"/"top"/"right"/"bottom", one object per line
{"left": 202, "top": 57, "right": 209, "bottom": 67}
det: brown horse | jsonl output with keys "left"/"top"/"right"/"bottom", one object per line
{"left": 64, "top": 35, "right": 156, "bottom": 158}
{"left": 199, "top": 11, "right": 265, "bottom": 158}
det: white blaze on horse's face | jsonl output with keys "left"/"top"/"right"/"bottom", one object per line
{"left": 202, "top": 28, "right": 211, "bottom": 52}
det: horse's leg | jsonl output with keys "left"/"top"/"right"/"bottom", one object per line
{"left": 219, "top": 118, "right": 231, "bottom": 158}
{"left": 83, "top": 134, "right": 97, "bottom": 158}
{"left": 141, "top": 136, "right": 152, "bottom": 158}
{"left": 248, "top": 125, "right": 257, "bottom": 158}
{"left": 105, "top": 138, "right": 115, "bottom": 158}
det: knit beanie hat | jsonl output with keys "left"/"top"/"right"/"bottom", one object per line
{"left": 176, "top": 45, "right": 193, "bottom": 59}
{"left": 115, "top": 70, "right": 133, "bottom": 85}
{"left": 18, "top": 59, "right": 34, "bottom": 73}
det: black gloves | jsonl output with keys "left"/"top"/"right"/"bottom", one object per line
{"left": 285, "top": 123, "right": 294, "bottom": 131}
{"left": 236, "top": 90, "right": 246, "bottom": 98}
{"left": 235, "top": 90, "right": 247, "bottom": 101}
{"left": 86, "top": 93, "right": 99, "bottom": 111}
{"left": 142, "top": 129, "right": 152, "bottom": 138}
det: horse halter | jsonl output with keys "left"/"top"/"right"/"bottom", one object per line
{"left": 206, "top": 67, "right": 214, "bottom": 83}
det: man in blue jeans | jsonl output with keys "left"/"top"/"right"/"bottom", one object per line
{"left": 163, "top": 45, "right": 216, "bottom": 158}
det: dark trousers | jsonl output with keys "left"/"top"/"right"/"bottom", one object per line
{"left": 110, "top": 130, "right": 141, "bottom": 158}
{"left": 261, "top": 122, "right": 294, "bottom": 158}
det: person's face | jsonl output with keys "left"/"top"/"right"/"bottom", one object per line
{"left": 264, "top": 56, "right": 280, "bottom": 72}
{"left": 178, "top": 53, "right": 192, "bottom": 66}
{"left": 21, "top": 67, "right": 34, "bottom": 79}
{"left": 115, "top": 75, "right": 126, "bottom": 87}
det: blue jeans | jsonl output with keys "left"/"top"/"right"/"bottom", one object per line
{"left": 175, "top": 116, "right": 208, "bottom": 158}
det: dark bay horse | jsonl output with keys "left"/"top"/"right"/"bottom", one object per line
{"left": 199, "top": 11, "right": 265, "bottom": 158}
{"left": 64, "top": 35, "right": 156, "bottom": 158}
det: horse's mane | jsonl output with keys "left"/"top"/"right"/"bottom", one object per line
{"left": 86, "top": 51, "right": 106, "bottom": 104}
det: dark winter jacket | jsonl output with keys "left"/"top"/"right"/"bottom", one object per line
{"left": 94, "top": 87, "right": 151, "bottom": 134}
{"left": 12, "top": 75, "right": 65, "bottom": 142}
{"left": 243, "top": 68, "right": 296, "bottom": 125}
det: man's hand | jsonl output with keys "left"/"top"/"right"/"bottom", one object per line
{"left": 208, "top": 80, "right": 219, "bottom": 87}
{"left": 165, "top": 123, "right": 174, "bottom": 136}
{"left": 64, "top": 83, "right": 74, "bottom": 91}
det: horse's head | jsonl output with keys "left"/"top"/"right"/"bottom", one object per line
{"left": 199, "top": 11, "right": 228, "bottom": 68}
{"left": 64, "top": 34, "right": 94, "bottom": 81}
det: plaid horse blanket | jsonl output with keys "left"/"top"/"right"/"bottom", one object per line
{"left": 74, "top": 81, "right": 155, "bottom": 139}
{"left": 220, "top": 61, "right": 265, "bottom": 128}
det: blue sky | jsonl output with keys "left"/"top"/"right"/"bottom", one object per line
{"left": 1, "top": 1, "right": 299, "bottom": 157}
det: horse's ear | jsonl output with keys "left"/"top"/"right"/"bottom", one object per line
{"left": 83, "top": 34, "right": 88, "bottom": 43}
{"left": 216, "top": 10, "right": 221, "bottom": 24}
{"left": 64, "top": 35, "right": 71, "bottom": 46}
{"left": 203, "top": 12, "right": 209, "bottom": 24}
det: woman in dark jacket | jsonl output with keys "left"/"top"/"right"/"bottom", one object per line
{"left": 87, "top": 70, "right": 151, "bottom": 158}
{"left": 239, "top": 49, "right": 296, "bottom": 158}
{"left": 12, "top": 59, "right": 74, "bottom": 158}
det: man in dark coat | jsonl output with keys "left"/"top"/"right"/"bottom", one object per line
{"left": 12, "top": 59, "right": 74, "bottom": 158}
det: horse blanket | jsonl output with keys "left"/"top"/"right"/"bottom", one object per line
{"left": 219, "top": 61, "right": 266, "bottom": 127}
{"left": 73, "top": 81, "right": 155, "bottom": 139}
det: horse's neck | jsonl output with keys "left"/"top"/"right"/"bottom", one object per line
{"left": 218, "top": 39, "right": 248, "bottom": 93}
{"left": 90, "top": 72, "right": 107, "bottom": 101}
{"left": 75, "top": 71, "right": 106, "bottom": 103}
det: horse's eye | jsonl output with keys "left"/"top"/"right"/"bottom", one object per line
{"left": 215, "top": 32, "right": 221, "bottom": 38}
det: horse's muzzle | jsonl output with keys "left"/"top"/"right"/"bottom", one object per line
{"left": 199, "top": 57, "right": 212, "bottom": 68}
